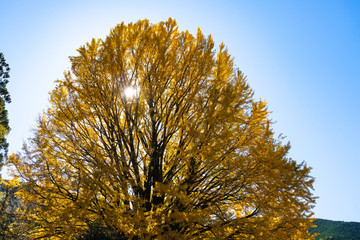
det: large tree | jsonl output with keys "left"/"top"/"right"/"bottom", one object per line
{"left": 0, "top": 53, "right": 11, "bottom": 168}
{"left": 8, "top": 19, "right": 316, "bottom": 239}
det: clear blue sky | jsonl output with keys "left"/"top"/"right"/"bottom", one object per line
{"left": 1, "top": 0, "right": 360, "bottom": 222}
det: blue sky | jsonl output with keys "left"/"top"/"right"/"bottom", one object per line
{"left": 1, "top": 0, "right": 360, "bottom": 222}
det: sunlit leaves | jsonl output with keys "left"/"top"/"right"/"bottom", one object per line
{"left": 7, "top": 19, "right": 316, "bottom": 239}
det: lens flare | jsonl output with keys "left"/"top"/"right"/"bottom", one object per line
{"left": 124, "top": 87, "right": 138, "bottom": 98}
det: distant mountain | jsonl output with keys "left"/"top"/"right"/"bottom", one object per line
{"left": 310, "top": 218, "right": 360, "bottom": 240}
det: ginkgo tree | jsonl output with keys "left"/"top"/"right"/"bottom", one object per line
{"left": 7, "top": 19, "right": 316, "bottom": 239}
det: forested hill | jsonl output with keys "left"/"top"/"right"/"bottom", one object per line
{"left": 310, "top": 218, "right": 360, "bottom": 240}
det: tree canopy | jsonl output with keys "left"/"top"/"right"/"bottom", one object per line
{"left": 7, "top": 19, "right": 316, "bottom": 239}
{"left": 0, "top": 52, "right": 11, "bottom": 167}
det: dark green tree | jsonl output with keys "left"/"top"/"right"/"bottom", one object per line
{"left": 0, "top": 52, "right": 11, "bottom": 168}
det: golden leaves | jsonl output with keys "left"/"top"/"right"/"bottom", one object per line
{"left": 6, "top": 19, "right": 316, "bottom": 239}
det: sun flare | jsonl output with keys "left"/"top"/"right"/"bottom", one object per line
{"left": 124, "top": 86, "right": 138, "bottom": 98}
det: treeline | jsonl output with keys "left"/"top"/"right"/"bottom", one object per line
{"left": 310, "top": 218, "right": 360, "bottom": 240}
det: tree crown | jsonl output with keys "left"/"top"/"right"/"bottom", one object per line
{"left": 7, "top": 19, "right": 316, "bottom": 239}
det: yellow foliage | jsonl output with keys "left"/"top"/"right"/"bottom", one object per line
{"left": 7, "top": 18, "right": 316, "bottom": 239}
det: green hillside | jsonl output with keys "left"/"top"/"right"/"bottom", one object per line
{"left": 310, "top": 219, "right": 360, "bottom": 240}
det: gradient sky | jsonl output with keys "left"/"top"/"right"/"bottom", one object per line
{"left": 1, "top": 0, "right": 360, "bottom": 222}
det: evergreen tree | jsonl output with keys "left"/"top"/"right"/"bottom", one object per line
{"left": 0, "top": 52, "right": 11, "bottom": 169}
